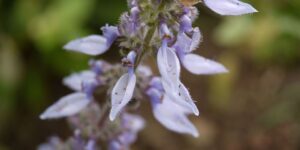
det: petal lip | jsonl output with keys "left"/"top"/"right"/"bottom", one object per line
{"left": 63, "top": 35, "right": 108, "bottom": 55}
{"left": 161, "top": 79, "right": 199, "bottom": 116}
{"left": 182, "top": 54, "right": 229, "bottom": 75}
{"left": 203, "top": 0, "right": 258, "bottom": 16}
{"left": 40, "top": 92, "right": 90, "bottom": 120}
{"left": 109, "top": 73, "right": 136, "bottom": 121}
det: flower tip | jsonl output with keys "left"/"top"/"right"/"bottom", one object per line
{"left": 194, "top": 110, "right": 200, "bottom": 116}
{"left": 192, "top": 131, "right": 200, "bottom": 138}
{"left": 39, "top": 114, "right": 46, "bottom": 120}
{"left": 109, "top": 112, "right": 116, "bottom": 121}
{"left": 219, "top": 66, "right": 229, "bottom": 74}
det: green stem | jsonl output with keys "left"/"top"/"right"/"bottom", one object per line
{"left": 134, "top": 25, "right": 157, "bottom": 70}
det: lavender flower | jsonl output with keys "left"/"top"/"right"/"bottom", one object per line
{"left": 39, "top": 0, "right": 257, "bottom": 148}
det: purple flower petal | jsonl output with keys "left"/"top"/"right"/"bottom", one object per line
{"left": 203, "top": 0, "right": 258, "bottom": 16}
{"left": 110, "top": 73, "right": 136, "bottom": 121}
{"left": 40, "top": 92, "right": 90, "bottom": 119}
{"left": 182, "top": 54, "right": 228, "bottom": 75}
{"left": 63, "top": 35, "right": 109, "bottom": 55}
{"left": 63, "top": 71, "right": 97, "bottom": 91}
{"left": 101, "top": 25, "right": 120, "bottom": 47}
{"left": 151, "top": 94, "right": 199, "bottom": 137}
{"left": 161, "top": 79, "right": 199, "bottom": 116}
{"left": 157, "top": 43, "right": 181, "bottom": 85}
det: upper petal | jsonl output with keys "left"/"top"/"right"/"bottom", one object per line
{"left": 63, "top": 35, "right": 109, "bottom": 55}
{"left": 63, "top": 70, "right": 97, "bottom": 91}
{"left": 110, "top": 73, "right": 136, "bottom": 121}
{"left": 190, "top": 27, "right": 202, "bottom": 52}
{"left": 101, "top": 25, "right": 120, "bottom": 46}
{"left": 203, "top": 0, "right": 258, "bottom": 16}
{"left": 40, "top": 92, "right": 90, "bottom": 119}
{"left": 182, "top": 54, "right": 228, "bottom": 75}
{"left": 157, "top": 46, "right": 181, "bottom": 84}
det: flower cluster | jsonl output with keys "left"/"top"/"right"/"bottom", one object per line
{"left": 39, "top": 0, "right": 257, "bottom": 149}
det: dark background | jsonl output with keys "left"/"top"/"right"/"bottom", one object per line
{"left": 1, "top": 0, "right": 300, "bottom": 149}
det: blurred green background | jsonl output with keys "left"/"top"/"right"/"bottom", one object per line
{"left": 1, "top": 0, "right": 300, "bottom": 149}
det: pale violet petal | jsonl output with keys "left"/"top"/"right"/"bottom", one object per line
{"left": 63, "top": 35, "right": 108, "bottom": 55}
{"left": 63, "top": 71, "right": 97, "bottom": 91}
{"left": 174, "top": 32, "right": 191, "bottom": 53}
{"left": 110, "top": 73, "right": 136, "bottom": 121}
{"left": 161, "top": 79, "right": 199, "bottom": 116}
{"left": 182, "top": 54, "right": 228, "bottom": 75}
{"left": 203, "top": 0, "right": 258, "bottom": 16}
{"left": 40, "top": 92, "right": 90, "bottom": 119}
{"left": 157, "top": 46, "right": 181, "bottom": 84}
{"left": 178, "top": 82, "right": 199, "bottom": 116}
{"left": 152, "top": 95, "right": 199, "bottom": 137}
{"left": 174, "top": 28, "right": 201, "bottom": 53}
{"left": 101, "top": 25, "right": 119, "bottom": 46}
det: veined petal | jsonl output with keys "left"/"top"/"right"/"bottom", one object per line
{"left": 152, "top": 95, "right": 199, "bottom": 137}
{"left": 63, "top": 71, "right": 97, "bottom": 91}
{"left": 110, "top": 73, "right": 136, "bottom": 121}
{"left": 182, "top": 54, "right": 228, "bottom": 75}
{"left": 63, "top": 35, "right": 108, "bottom": 55}
{"left": 161, "top": 79, "right": 199, "bottom": 116}
{"left": 157, "top": 46, "right": 181, "bottom": 84}
{"left": 40, "top": 92, "right": 90, "bottom": 119}
{"left": 203, "top": 0, "right": 258, "bottom": 16}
